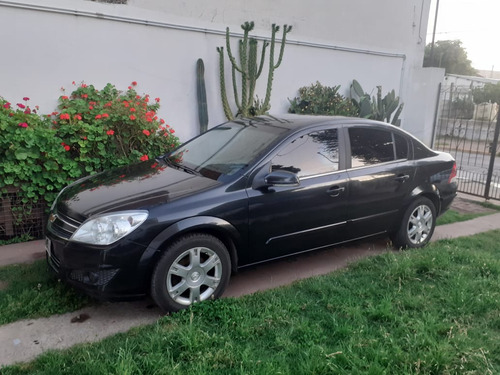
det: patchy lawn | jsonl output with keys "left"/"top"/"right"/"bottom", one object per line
{"left": 3, "top": 230, "right": 499, "bottom": 374}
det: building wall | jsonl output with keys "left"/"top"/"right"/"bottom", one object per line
{"left": 0, "top": 0, "right": 440, "bottom": 143}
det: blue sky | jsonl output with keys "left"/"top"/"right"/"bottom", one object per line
{"left": 427, "top": 0, "right": 499, "bottom": 71}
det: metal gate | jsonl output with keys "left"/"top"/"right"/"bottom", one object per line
{"left": 432, "top": 83, "right": 500, "bottom": 200}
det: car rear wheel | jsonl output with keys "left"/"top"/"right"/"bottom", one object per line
{"left": 151, "top": 234, "right": 231, "bottom": 312}
{"left": 391, "top": 197, "right": 436, "bottom": 249}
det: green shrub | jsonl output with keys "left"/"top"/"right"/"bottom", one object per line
{"left": 50, "top": 81, "right": 180, "bottom": 176}
{"left": 1, "top": 82, "right": 180, "bottom": 240}
{"left": 0, "top": 97, "right": 79, "bottom": 207}
{"left": 288, "top": 81, "right": 358, "bottom": 116}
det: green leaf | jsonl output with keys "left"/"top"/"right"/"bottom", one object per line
{"left": 15, "top": 148, "right": 29, "bottom": 160}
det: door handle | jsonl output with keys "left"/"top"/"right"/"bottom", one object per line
{"left": 326, "top": 186, "right": 345, "bottom": 197}
{"left": 394, "top": 174, "right": 410, "bottom": 183}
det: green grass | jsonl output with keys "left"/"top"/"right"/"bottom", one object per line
{"left": 2, "top": 231, "right": 499, "bottom": 374}
{"left": 436, "top": 209, "right": 486, "bottom": 225}
{"left": 0, "top": 260, "right": 90, "bottom": 325}
{"left": 0, "top": 206, "right": 493, "bottom": 325}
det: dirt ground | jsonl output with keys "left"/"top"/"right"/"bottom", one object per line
{"left": 450, "top": 194, "right": 498, "bottom": 214}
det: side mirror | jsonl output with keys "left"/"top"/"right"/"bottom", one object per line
{"left": 264, "top": 170, "right": 300, "bottom": 187}
{"left": 252, "top": 169, "right": 300, "bottom": 190}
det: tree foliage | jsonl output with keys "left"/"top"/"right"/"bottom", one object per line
{"left": 424, "top": 40, "right": 477, "bottom": 76}
{"left": 472, "top": 82, "right": 500, "bottom": 104}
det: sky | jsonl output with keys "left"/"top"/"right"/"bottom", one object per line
{"left": 427, "top": 0, "right": 500, "bottom": 71}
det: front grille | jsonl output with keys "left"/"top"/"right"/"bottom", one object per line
{"left": 47, "top": 210, "right": 82, "bottom": 240}
{"left": 69, "top": 269, "right": 119, "bottom": 286}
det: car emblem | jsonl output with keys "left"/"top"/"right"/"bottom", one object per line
{"left": 49, "top": 213, "right": 57, "bottom": 223}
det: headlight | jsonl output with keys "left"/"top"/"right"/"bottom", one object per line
{"left": 70, "top": 211, "right": 148, "bottom": 245}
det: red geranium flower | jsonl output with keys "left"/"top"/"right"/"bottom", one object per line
{"left": 23, "top": 97, "right": 30, "bottom": 101}
{"left": 130, "top": 115, "right": 136, "bottom": 120}
{"left": 155, "top": 97, "right": 160, "bottom": 102}
{"left": 132, "top": 81, "right": 137, "bottom": 86}
{"left": 95, "top": 114, "right": 102, "bottom": 119}
{"left": 169, "top": 128, "right": 175, "bottom": 134}
{"left": 106, "top": 130, "right": 114, "bottom": 135}
{"left": 64, "top": 145, "right": 70, "bottom": 151}
{"left": 18, "top": 122, "right": 28, "bottom": 128}
{"left": 140, "top": 154, "right": 149, "bottom": 161}
{"left": 142, "top": 129, "right": 150, "bottom": 136}
{"left": 61, "top": 95, "right": 69, "bottom": 100}
{"left": 59, "top": 113, "right": 70, "bottom": 120}
{"left": 130, "top": 107, "right": 136, "bottom": 112}
{"left": 102, "top": 113, "right": 109, "bottom": 118}
{"left": 17, "top": 103, "right": 26, "bottom": 109}
{"left": 74, "top": 114, "right": 82, "bottom": 120}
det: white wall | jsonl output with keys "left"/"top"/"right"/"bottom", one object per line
{"left": 0, "top": 0, "right": 439, "bottom": 143}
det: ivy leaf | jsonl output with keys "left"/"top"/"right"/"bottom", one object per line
{"left": 44, "top": 160, "right": 59, "bottom": 171}
{"left": 14, "top": 148, "right": 29, "bottom": 160}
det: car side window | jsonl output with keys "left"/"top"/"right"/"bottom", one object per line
{"left": 271, "top": 129, "right": 339, "bottom": 178}
{"left": 349, "top": 127, "right": 395, "bottom": 168}
{"left": 394, "top": 133, "right": 409, "bottom": 160}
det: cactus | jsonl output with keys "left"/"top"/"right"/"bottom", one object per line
{"left": 217, "top": 21, "right": 292, "bottom": 120}
{"left": 196, "top": 59, "right": 209, "bottom": 133}
{"left": 350, "top": 79, "right": 404, "bottom": 126}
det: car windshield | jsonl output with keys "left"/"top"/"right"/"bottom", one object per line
{"left": 166, "top": 120, "right": 288, "bottom": 180}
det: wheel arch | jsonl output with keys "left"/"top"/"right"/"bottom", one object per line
{"left": 410, "top": 184, "right": 442, "bottom": 215}
{"left": 140, "top": 216, "right": 240, "bottom": 272}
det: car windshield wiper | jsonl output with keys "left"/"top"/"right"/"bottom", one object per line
{"left": 163, "top": 157, "right": 200, "bottom": 176}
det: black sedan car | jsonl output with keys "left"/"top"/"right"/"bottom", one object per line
{"left": 46, "top": 115, "right": 457, "bottom": 312}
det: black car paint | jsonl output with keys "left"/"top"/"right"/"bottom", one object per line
{"left": 46, "top": 115, "right": 457, "bottom": 299}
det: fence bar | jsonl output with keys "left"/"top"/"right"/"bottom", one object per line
{"left": 484, "top": 113, "right": 500, "bottom": 199}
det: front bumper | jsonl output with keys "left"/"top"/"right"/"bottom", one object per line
{"left": 45, "top": 234, "right": 151, "bottom": 300}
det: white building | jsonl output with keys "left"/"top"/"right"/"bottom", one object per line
{"left": 0, "top": 0, "right": 442, "bottom": 144}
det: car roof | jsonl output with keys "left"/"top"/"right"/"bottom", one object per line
{"left": 232, "top": 114, "right": 403, "bottom": 131}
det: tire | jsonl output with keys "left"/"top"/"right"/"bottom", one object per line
{"left": 151, "top": 233, "right": 231, "bottom": 313}
{"left": 391, "top": 197, "right": 436, "bottom": 249}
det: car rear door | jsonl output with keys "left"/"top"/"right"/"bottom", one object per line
{"left": 244, "top": 127, "right": 350, "bottom": 265}
{"left": 345, "top": 125, "right": 415, "bottom": 238}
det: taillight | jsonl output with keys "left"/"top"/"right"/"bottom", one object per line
{"left": 448, "top": 162, "right": 457, "bottom": 184}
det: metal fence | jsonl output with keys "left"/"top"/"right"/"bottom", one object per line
{"left": 0, "top": 187, "right": 47, "bottom": 241}
{"left": 432, "top": 84, "right": 500, "bottom": 200}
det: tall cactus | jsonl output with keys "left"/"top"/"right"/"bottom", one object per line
{"left": 217, "top": 21, "right": 292, "bottom": 120}
{"left": 196, "top": 58, "right": 209, "bottom": 133}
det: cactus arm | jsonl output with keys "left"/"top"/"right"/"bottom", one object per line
{"left": 391, "top": 103, "right": 404, "bottom": 126}
{"left": 196, "top": 58, "right": 209, "bottom": 133}
{"left": 217, "top": 47, "right": 234, "bottom": 121}
{"left": 273, "top": 24, "right": 292, "bottom": 69}
{"left": 225, "top": 27, "right": 243, "bottom": 74}
{"left": 256, "top": 41, "right": 269, "bottom": 79}
{"left": 231, "top": 63, "right": 242, "bottom": 115}
{"left": 247, "top": 39, "right": 258, "bottom": 110}
{"left": 261, "top": 24, "right": 279, "bottom": 114}
{"left": 238, "top": 39, "right": 249, "bottom": 117}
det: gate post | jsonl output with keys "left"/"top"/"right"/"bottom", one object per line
{"left": 484, "top": 113, "right": 500, "bottom": 199}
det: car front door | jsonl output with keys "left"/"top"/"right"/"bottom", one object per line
{"left": 345, "top": 126, "right": 415, "bottom": 238}
{"left": 243, "top": 127, "right": 350, "bottom": 265}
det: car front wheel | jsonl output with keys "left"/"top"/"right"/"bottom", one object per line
{"left": 392, "top": 197, "right": 436, "bottom": 249}
{"left": 151, "top": 234, "right": 231, "bottom": 312}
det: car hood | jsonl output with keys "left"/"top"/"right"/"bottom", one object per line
{"left": 56, "top": 159, "right": 221, "bottom": 220}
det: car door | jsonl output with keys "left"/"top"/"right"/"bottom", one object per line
{"left": 244, "top": 127, "right": 350, "bottom": 265}
{"left": 345, "top": 126, "right": 415, "bottom": 238}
